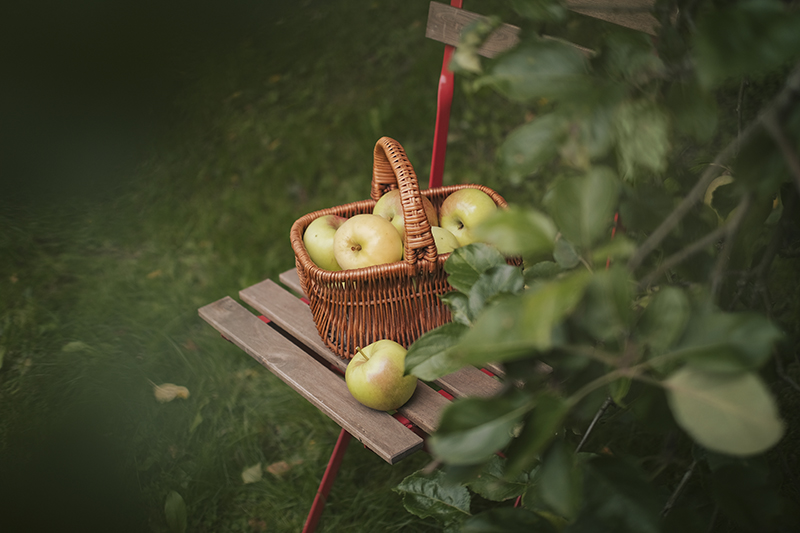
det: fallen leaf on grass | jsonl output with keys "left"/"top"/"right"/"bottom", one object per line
{"left": 242, "top": 463, "right": 263, "bottom": 484}
{"left": 147, "top": 269, "right": 163, "bottom": 279}
{"left": 267, "top": 459, "right": 303, "bottom": 478}
{"left": 154, "top": 383, "right": 190, "bottom": 403}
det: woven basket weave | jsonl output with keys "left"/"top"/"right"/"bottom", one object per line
{"left": 289, "top": 136, "right": 513, "bottom": 360}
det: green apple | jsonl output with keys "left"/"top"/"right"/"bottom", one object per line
{"left": 333, "top": 214, "right": 403, "bottom": 269}
{"left": 431, "top": 225, "right": 460, "bottom": 254}
{"left": 373, "top": 189, "right": 439, "bottom": 240}
{"left": 439, "top": 188, "right": 498, "bottom": 247}
{"left": 345, "top": 340, "right": 417, "bottom": 411}
{"left": 303, "top": 214, "right": 347, "bottom": 271}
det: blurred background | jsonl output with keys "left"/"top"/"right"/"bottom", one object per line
{"left": 0, "top": 1, "right": 525, "bottom": 531}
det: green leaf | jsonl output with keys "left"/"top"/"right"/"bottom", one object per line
{"left": 499, "top": 114, "right": 569, "bottom": 182}
{"left": 468, "top": 264, "right": 525, "bottom": 316}
{"left": 394, "top": 470, "right": 472, "bottom": 526}
{"left": 523, "top": 261, "right": 562, "bottom": 283}
{"left": 664, "top": 367, "right": 785, "bottom": 456}
{"left": 474, "top": 206, "right": 558, "bottom": 259}
{"left": 479, "top": 39, "right": 591, "bottom": 103}
{"left": 445, "top": 244, "right": 507, "bottom": 293}
{"left": 429, "top": 391, "right": 532, "bottom": 465}
{"left": 537, "top": 439, "right": 582, "bottom": 519}
{"left": 505, "top": 391, "right": 571, "bottom": 478}
{"left": 454, "top": 271, "right": 593, "bottom": 367}
{"left": 545, "top": 166, "right": 620, "bottom": 249}
{"left": 613, "top": 99, "right": 670, "bottom": 180}
{"left": 440, "top": 292, "right": 473, "bottom": 327}
{"left": 568, "top": 456, "right": 663, "bottom": 533}
{"left": 462, "top": 507, "right": 559, "bottom": 532}
{"left": 609, "top": 377, "right": 632, "bottom": 407}
{"left": 466, "top": 455, "right": 528, "bottom": 502}
{"left": 677, "top": 312, "right": 784, "bottom": 372}
{"left": 574, "top": 266, "right": 633, "bottom": 342}
{"left": 635, "top": 287, "right": 691, "bottom": 355}
{"left": 164, "top": 491, "right": 187, "bottom": 533}
{"left": 406, "top": 322, "right": 469, "bottom": 382}
{"left": 600, "top": 28, "right": 665, "bottom": 84}
{"left": 553, "top": 237, "right": 580, "bottom": 269}
{"left": 694, "top": 0, "right": 800, "bottom": 88}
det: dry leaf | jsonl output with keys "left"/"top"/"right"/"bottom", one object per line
{"left": 154, "top": 383, "right": 190, "bottom": 403}
{"left": 266, "top": 461, "right": 291, "bottom": 477}
{"left": 241, "top": 463, "right": 263, "bottom": 484}
{"left": 147, "top": 269, "right": 163, "bottom": 279}
{"left": 266, "top": 459, "right": 303, "bottom": 478}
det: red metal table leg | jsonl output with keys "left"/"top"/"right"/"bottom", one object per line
{"left": 429, "top": 0, "right": 464, "bottom": 189}
{"left": 302, "top": 428, "right": 353, "bottom": 533}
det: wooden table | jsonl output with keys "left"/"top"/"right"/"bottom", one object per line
{"left": 198, "top": 267, "right": 504, "bottom": 530}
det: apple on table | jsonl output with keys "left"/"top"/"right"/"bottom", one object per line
{"left": 439, "top": 188, "right": 497, "bottom": 247}
{"left": 345, "top": 339, "right": 417, "bottom": 411}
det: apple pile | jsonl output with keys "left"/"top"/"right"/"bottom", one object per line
{"left": 302, "top": 187, "right": 498, "bottom": 271}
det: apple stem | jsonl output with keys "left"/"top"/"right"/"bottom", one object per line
{"left": 355, "top": 346, "right": 370, "bottom": 361}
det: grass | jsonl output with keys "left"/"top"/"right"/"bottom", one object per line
{"left": 0, "top": 1, "right": 531, "bottom": 531}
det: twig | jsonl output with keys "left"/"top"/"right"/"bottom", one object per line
{"left": 661, "top": 459, "right": 697, "bottom": 517}
{"left": 575, "top": 396, "right": 614, "bottom": 453}
{"left": 627, "top": 61, "right": 800, "bottom": 273}
{"left": 637, "top": 193, "right": 757, "bottom": 290}
{"left": 637, "top": 222, "right": 729, "bottom": 290}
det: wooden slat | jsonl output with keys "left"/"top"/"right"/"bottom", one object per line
{"left": 565, "top": 0, "right": 658, "bottom": 36}
{"left": 426, "top": 1, "right": 520, "bottom": 58}
{"left": 199, "top": 297, "right": 423, "bottom": 464}
{"left": 240, "top": 279, "right": 452, "bottom": 435}
{"left": 279, "top": 267, "right": 303, "bottom": 295}
{"left": 243, "top": 278, "right": 503, "bottom": 395}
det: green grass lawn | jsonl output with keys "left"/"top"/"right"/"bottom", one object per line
{"left": 1, "top": 1, "right": 530, "bottom": 531}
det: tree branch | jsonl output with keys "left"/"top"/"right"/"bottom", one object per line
{"left": 628, "top": 62, "right": 800, "bottom": 273}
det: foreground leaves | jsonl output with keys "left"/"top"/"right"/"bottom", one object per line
{"left": 394, "top": 470, "right": 472, "bottom": 527}
{"left": 664, "top": 367, "right": 785, "bottom": 456}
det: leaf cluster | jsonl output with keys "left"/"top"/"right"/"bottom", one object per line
{"left": 396, "top": 0, "right": 800, "bottom": 531}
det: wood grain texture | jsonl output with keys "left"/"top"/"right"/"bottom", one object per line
{"left": 198, "top": 296, "right": 423, "bottom": 464}
{"left": 241, "top": 279, "right": 451, "bottom": 435}
{"left": 564, "top": 0, "right": 658, "bottom": 36}
{"left": 271, "top": 271, "right": 504, "bottom": 398}
{"left": 279, "top": 267, "right": 303, "bottom": 295}
{"left": 426, "top": 1, "right": 520, "bottom": 58}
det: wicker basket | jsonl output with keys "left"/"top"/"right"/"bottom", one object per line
{"left": 289, "top": 136, "right": 513, "bottom": 360}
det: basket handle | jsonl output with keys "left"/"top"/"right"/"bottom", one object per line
{"left": 371, "top": 137, "right": 438, "bottom": 266}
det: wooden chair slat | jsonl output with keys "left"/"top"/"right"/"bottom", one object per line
{"left": 241, "top": 279, "right": 451, "bottom": 435}
{"left": 565, "top": 0, "right": 658, "bottom": 36}
{"left": 426, "top": 1, "right": 520, "bottom": 58}
{"left": 198, "top": 296, "right": 423, "bottom": 464}
{"left": 250, "top": 277, "right": 504, "bottom": 396}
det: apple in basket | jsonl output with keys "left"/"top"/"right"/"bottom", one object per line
{"left": 303, "top": 214, "right": 347, "bottom": 271}
{"left": 345, "top": 340, "right": 417, "bottom": 411}
{"left": 431, "top": 225, "right": 460, "bottom": 254}
{"left": 439, "top": 188, "right": 498, "bottom": 247}
{"left": 333, "top": 214, "right": 403, "bottom": 270}
{"left": 373, "top": 189, "right": 439, "bottom": 240}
